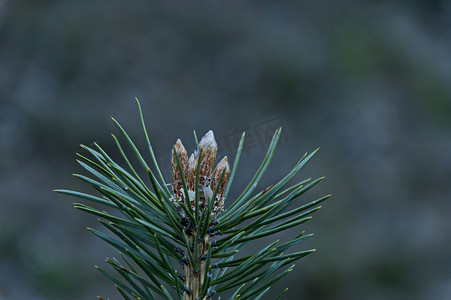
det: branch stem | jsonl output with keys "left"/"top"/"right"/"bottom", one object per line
{"left": 184, "top": 230, "right": 209, "bottom": 300}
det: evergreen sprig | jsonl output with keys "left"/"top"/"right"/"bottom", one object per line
{"left": 55, "top": 99, "right": 329, "bottom": 300}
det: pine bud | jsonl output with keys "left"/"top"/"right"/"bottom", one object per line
{"left": 197, "top": 130, "right": 217, "bottom": 186}
{"left": 169, "top": 130, "right": 227, "bottom": 221}
{"left": 185, "top": 156, "right": 197, "bottom": 192}
{"left": 211, "top": 156, "right": 230, "bottom": 198}
{"left": 171, "top": 139, "right": 188, "bottom": 197}
{"left": 210, "top": 156, "right": 230, "bottom": 219}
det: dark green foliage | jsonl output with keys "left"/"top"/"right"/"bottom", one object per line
{"left": 55, "top": 100, "right": 329, "bottom": 299}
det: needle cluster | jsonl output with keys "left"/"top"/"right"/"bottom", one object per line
{"left": 55, "top": 99, "right": 329, "bottom": 300}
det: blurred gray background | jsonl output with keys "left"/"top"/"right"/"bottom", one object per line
{"left": 1, "top": 0, "right": 451, "bottom": 299}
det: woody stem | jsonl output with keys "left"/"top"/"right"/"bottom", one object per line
{"left": 184, "top": 231, "right": 209, "bottom": 300}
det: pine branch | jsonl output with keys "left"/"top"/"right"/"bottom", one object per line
{"left": 55, "top": 99, "right": 329, "bottom": 299}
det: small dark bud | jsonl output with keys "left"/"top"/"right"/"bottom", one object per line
{"left": 183, "top": 286, "right": 192, "bottom": 294}
{"left": 209, "top": 230, "right": 222, "bottom": 237}
{"left": 180, "top": 218, "right": 189, "bottom": 226}
{"left": 185, "top": 227, "right": 193, "bottom": 236}
{"left": 177, "top": 274, "right": 186, "bottom": 282}
{"left": 207, "top": 290, "right": 217, "bottom": 298}
{"left": 175, "top": 247, "right": 185, "bottom": 256}
{"left": 178, "top": 257, "right": 189, "bottom": 266}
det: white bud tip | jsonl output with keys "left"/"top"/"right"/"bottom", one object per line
{"left": 199, "top": 130, "right": 216, "bottom": 148}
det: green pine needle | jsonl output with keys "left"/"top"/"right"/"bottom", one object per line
{"left": 56, "top": 101, "right": 329, "bottom": 299}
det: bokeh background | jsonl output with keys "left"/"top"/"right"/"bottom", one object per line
{"left": 1, "top": 0, "right": 451, "bottom": 299}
